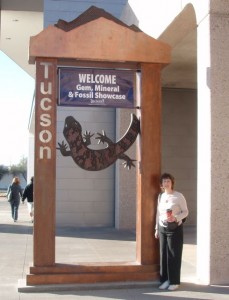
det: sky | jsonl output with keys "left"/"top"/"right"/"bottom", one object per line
{"left": 0, "top": 51, "right": 35, "bottom": 166}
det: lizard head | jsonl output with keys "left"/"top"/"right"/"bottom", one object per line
{"left": 63, "top": 116, "right": 82, "bottom": 140}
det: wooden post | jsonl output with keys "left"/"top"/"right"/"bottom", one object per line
{"left": 33, "top": 58, "right": 57, "bottom": 266}
{"left": 136, "top": 63, "right": 161, "bottom": 265}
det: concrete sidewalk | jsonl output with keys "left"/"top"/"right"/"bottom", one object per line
{"left": 0, "top": 197, "right": 228, "bottom": 299}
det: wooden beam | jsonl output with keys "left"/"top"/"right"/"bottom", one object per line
{"left": 33, "top": 58, "right": 57, "bottom": 266}
{"left": 136, "top": 63, "right": 161, "bottom": 265}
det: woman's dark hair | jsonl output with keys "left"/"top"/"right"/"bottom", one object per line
{"left": 160, "top": 173, "right": 175, "bottom": 189}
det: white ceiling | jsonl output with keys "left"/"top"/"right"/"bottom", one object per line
{"left": 1, "top": 10, "right": 43, "bottom": 77}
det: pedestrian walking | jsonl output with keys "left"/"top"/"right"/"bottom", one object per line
{"left": 7, "top": 177, "right": 23, "bottom": 222}
{"left": 22, "top": 176, "right": 34, "bottom": 222}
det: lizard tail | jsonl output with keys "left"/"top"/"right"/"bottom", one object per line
{"left": 116, "top": 113, "right": 140, "bottom": 153}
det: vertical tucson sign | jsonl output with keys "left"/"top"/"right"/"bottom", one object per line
{"left": 59, "top": 68, "right": 135, "bottom": 108}
{"left": 35, "top": 59, "right": 56, "bottom": 161}
{"left": 34, "top": 58, "right": 56, "bottom": 266}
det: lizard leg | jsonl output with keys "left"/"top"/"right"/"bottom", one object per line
{"left": 56, "top": 141, "right": 71, "bottom": 156}
{"left": 95, "top": 130, "right": 114, "bottom": 146}
{"left": 118, "top": 153, "right": 136, "bottom": 170}
{"left": 83, "top": 131, "right": 94, "bottom": 146}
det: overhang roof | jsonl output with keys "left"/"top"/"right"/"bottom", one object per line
{"left": 29, "top": 6, "right": 171, "bottom": 66}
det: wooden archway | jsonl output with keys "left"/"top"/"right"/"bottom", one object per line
{"left": 27, "top": 6, "right": 171, "bottom": 285}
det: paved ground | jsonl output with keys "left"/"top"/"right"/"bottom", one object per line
{"left": 0, "top": 197, "right": 228, "bottom": 299}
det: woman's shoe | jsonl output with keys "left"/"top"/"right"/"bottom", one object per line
{"left": 159, "top": 280, "right": 170, "bottom": 289}
{"left": 168, "top": 284, "right": 179, "bottom": 291}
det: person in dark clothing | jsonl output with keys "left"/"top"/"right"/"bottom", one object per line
{"left": 7, "top": 177, "right": 23, "bottom": 222}
{"left": 22, "top": 176, "right": 34, "bottom": 222}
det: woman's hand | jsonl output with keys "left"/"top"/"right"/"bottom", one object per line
{"left": 155, "top": 230, "right": 159, "bottom": 239}
{"left": 167, "top": 215, "right": 177, "bottom": 223}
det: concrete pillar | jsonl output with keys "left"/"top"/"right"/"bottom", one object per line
{"left": 197, "top": 12, "right": 211, "bottom": 285}
{"left": 197, "top": 2, "right": 229, "bottom": 284}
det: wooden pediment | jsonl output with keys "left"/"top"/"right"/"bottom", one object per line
{"left": 29, "top": 6, "right": 170, "bottom": 65}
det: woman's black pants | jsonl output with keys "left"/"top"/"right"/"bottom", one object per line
{"left": 159, "top": 224, "right": 183, "bottom": 284}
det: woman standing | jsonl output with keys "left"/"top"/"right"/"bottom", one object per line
{"left": 7, "top": 177, "right": 23, "bottom": 222}
{"left": 155, "top": 173, "right": 189, "bottom": 291}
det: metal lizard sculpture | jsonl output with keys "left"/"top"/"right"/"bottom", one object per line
{"left": 57, "top": 114, "right": 140, "bottom": 171}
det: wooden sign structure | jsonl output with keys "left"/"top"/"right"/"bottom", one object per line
{"left": 27, "top": 6, "right": 171, "bottom": 285}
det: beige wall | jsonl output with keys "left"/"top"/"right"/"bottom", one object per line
{"left": 116, "top": 88, "right": 197, "bottom": 229}
{"left": 56, "top": 106, "right": 116, "bottom": 227}
{"left": 115, "top": 109, "right": 138, "bottom": 229}
{"left": 162, "top": 88, "right": 197, "bottom": 226}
